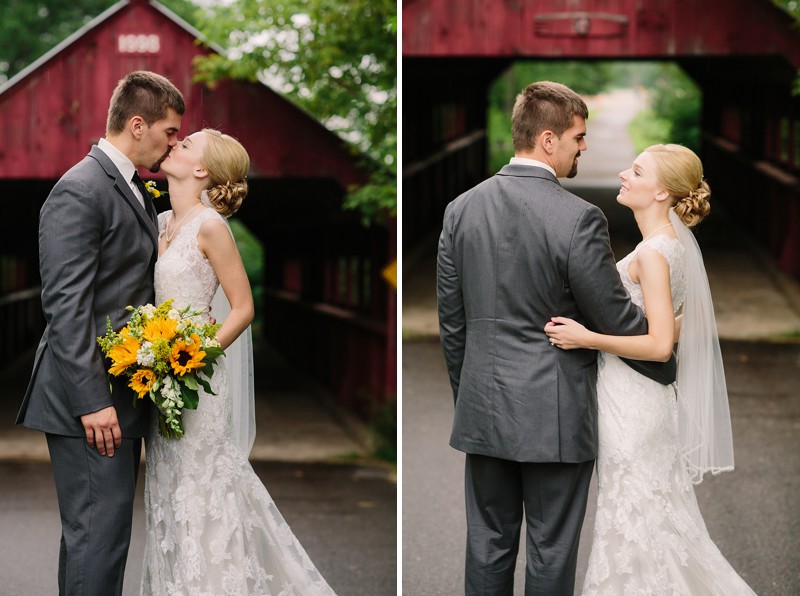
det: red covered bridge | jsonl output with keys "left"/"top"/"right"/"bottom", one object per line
{"left": 0, "top": 0, "right": 395, "bottom": 417}
{"left": 403, "top": 0, "right": 800, "bottom": 282}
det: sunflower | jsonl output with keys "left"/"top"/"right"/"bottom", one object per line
{"left": 170, "top": 333, "right": 206, "bottom": 376}
{"left": 141, "top": 316, "right": 178, "bottom": 342}
{"left": 129, "top": 369, "right": 156, "bottom": 399}
{"left": 108, "top": 327, "right": 141, "bottom": 376}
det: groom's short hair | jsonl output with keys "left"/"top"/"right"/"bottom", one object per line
{"left": 106, "top": 71, "right": 185, "bottom": 135}
{"left": 511, "top": 81, "right": 588, "bottom": 153}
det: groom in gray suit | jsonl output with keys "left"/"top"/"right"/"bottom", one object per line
{"left": 437, "top": 81, "right": 676, "bottom": 595}
{"left": 17, "top": 71, "right": 184, "bottom": 595}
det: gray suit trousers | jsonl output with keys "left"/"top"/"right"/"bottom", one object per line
{"left": 46, "top": 434, "right": 142, "bottom": 596}
{"left": 465, "top": 454, "right": 594, "bottom": 596}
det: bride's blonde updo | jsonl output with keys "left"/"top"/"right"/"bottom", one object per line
{"left": 201, "top": 128, "right": 250, "bottom": 217}
{"left": 644, "top": 144, "right": 711, "bottom": 228}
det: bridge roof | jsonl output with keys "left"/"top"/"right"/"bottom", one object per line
{"left": 0, "top": 0, "right": 366, "bottom": 187}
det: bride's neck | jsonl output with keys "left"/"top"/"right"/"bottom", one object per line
{"left": 634, "top": 209, "right": 671, "bottom": 240}
{"left": 167, "top": 183, "right": 204, "bottom": 217}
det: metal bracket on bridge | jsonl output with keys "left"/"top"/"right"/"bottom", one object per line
{"left": 534, "top": 12, "right": 629, "bottom": 38}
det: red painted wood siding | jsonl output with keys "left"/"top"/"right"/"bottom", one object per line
{"left": 403, "top": 0, "right": 800, "bottom": 68}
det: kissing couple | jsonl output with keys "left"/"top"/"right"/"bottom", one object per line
{"left": 18, "top": 70, "right": 337, "bottom": 595}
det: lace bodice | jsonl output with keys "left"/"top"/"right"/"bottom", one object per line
{"left": 154, "top": 207, "right": 223, "bottom": 311}
{"left": 616, "top": 233, "right": 686, "bottom": 315}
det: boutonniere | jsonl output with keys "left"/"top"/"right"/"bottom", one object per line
{"left": 144, "top": 180, "right": 166, "bottom": 199}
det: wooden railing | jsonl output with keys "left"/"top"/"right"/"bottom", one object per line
{"left": 0, "top": 287, "right": 43, "bottom": 362}
{"left": 263, "top": 288, "right": 388, "bottom": 418}
{"left": 403, "top": 129, "right": 488, "bottom": 252}
{"left": 703, "top": 134, "right": 800, "bottom": 281}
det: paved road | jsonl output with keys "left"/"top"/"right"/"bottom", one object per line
{"left": 0, "top": 460, "right": 396, "bottom": 596}
{"left": 402, "top": 339, "right": 800, "bottom": 595}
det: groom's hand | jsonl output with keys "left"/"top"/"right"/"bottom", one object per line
{"left": 80, "top": 406, "right": 122, "bottom": 457}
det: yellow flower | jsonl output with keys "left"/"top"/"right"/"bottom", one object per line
{"left": 108, "top": 327, "right": 140, "bottom": 376}
{"left": 129, "top": 369, "right": 156, "bottom": 399}
{"left": 144, "top": 180, "right": 163, "bottom": 199}
{"left": 170, "top": 334, "right": 206, "bottom": 376}
{"left": 142, "top": 316, "right": 178, "bottom": 342}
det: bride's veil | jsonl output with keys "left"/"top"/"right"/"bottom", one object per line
{"left": 204, "top": 192, "right": 256, "bottom": 457}
{"left": 670, "top": 208, "right": 734, "bottom": 483}
{"left": 211, "top": 286, "right": 256, "bottom": 457}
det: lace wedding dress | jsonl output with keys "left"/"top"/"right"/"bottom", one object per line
{"left": 582, "top": 234, "right": 756, "bottom": 595}
{"left": 141, "top": 207, "right": 336, "bottom": 596}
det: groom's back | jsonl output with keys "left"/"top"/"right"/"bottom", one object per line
{"left": 455, "top": 169, "right": 586, "bottom": 325}
{"left": 442, "top": 164, "right": 603, "bottom": 463}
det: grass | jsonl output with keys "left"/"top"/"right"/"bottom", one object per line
{"left": 368, "top": 399, "right": 397, "bottom": 464}
{"left": 770, "top": 329, "right": 800, "bottom": 342}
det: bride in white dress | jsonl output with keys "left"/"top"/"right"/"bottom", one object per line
{"left": 545, "top": 144, "right": 756, "bottom": 595}
{"left": 140, "top": 128, "right": 337, "bottom": 595}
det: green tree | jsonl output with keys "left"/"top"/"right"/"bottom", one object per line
{"left": 628, "top": 63, "right": 701, "bottom": 153}
{"left": 192, "top": 0, "right": 396, "bottom": 226}
{"left": 774, "top": 0, "right": 800, "bottom": 19}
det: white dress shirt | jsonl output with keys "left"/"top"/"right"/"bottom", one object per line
{"left": 509, "top": 156, "right": 557, "bottom": 178}
{"left": 97, "top": 138, "right": 146, "bottom": 209}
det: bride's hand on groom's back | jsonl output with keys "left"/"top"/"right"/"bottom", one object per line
{"left": 544, "top": 317, "right": 592, "bottom": 350}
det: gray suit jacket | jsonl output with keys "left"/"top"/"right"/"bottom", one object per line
{"left": 437, "top": 164, "right": 674, "bottom": 463}
{"left": 17, "top": 145, "right": 158, "bottom": 437}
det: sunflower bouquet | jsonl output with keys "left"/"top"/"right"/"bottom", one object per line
{"left": 96, "top": 299, "right": 224, "bottom": 439}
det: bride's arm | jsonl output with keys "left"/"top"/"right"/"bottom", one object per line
{"left": 545, "top": 246, "right": 675, "bottom": 361}
{"left": 197, "top": 219, "right": 255, "bottom": 350}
